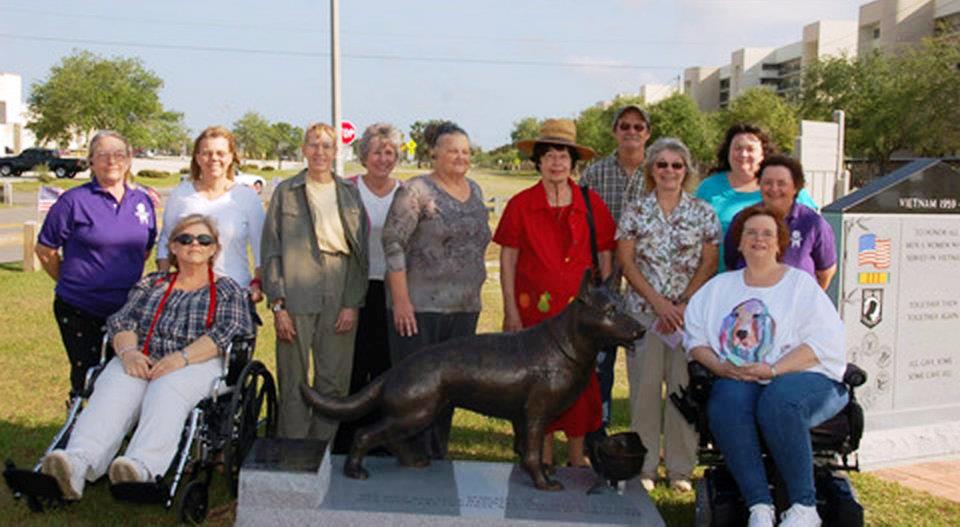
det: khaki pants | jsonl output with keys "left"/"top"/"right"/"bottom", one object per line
{"left": 276, "top": 312, "right": 356, "bottom": 440}
{"left": 627, "top": 333, "right": 697, "bottom": 479}
{"left": 275, "top": 252, "right": 357, "bottom": 441}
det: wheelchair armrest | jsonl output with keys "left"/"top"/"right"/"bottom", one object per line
{"left": 843, "top": 363, "right": 868, "bottom": 388}
{"left": 688, "top": 361, "right": 714, "bottom": 382}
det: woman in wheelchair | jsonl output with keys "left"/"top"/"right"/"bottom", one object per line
{"left": 40, "top": 214, "right": 253, "bottom": 500}
{"left": 683, "top": 205, "right": 848, "bottom": 527}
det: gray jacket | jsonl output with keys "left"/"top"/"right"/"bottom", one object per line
{"left": 261, "top": 170, "right": 369, "bottom": 313}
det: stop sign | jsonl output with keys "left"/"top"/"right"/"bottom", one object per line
{"left": 341, "top": 120, "right": 357, "bottom": 145}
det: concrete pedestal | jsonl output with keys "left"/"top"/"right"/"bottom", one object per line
{"left": 236, "top": 438, "right": 664, "bottom": 526}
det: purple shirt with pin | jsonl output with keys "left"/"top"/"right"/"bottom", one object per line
{"left": 723, "top": 203, "right": 836, "bottom": 278}
{"left": 38, "top": 180, "right": 157, "bottom": 318}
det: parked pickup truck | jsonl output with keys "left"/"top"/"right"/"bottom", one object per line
{"left": 0, "top": 148, "right": 88, "bottom": 178}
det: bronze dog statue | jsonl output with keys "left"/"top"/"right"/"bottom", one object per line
{"left": 301, "top": 270, "right": 644, "bottom": 490}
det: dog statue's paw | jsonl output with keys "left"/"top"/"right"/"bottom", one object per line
{"left": 343, "top": 462, "right": 369, "bottom": 480}
{"left": 535, "top": 477, "right": 564, "bottom": 491}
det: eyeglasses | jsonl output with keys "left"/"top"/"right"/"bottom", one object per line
{"left": 173, "top": 233, "right": 216, "bottom": 246}
{"left": 655, "top": 161, "right": 685, "bottom": 171}
{"left": 198, "top": 150, "right": 231, "bottom": 160}
{"left": 743, "top": 229, "right": 776, "bottom": 240}
{"left": 618, "top": 123, "right": 647, "bottom": 132}
{"left": 92, "top": 151, "right": 128, "bottom": 162}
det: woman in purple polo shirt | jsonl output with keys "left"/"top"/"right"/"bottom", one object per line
{"left": 36, "top": 131, "right": 157, "bottom": 394}
{"left": 723, "top": 155, "right": 837, "bottom": 290}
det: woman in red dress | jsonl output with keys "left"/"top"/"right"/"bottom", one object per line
{"left": 494, "top": 119, "right": 617, "bottom": 467}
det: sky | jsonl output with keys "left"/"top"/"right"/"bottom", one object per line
{"left": 0, "top": 0, "right": 868, "bottom": 149}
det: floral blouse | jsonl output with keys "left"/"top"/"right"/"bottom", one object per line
{"left": 616, "top": 191, "right": 720, "bottom": 317}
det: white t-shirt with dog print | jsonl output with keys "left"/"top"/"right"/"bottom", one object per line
{"left": 683, "top": 266, "right": 846, "bottom": 383}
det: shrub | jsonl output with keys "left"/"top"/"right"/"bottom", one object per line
{"left": 239, "top": 163, "right": 260, "bottom": 171}
{"left": 136, "top": 169, "right": 171, "bottom": 179}
{"left": 179, "top": 167, "right": 190, "bottom": 174}
{"left": 35, "top": 163, "right": 55, "bottom": 183}
{"left": 260, "top": 166, "right": 274, "bottom": 171}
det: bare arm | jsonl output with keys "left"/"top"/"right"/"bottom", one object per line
{"left": 740, "top": 344, "right": 821, "bottom": 381}
{"left": 35, "top": 243, "right": 61, "bottom": 281}
{"left": 678, "top": 242, "right": 718, "bottom": 303}
{"left": 499, "top": 246, "right": 522, "bottom": 332}
{"left": 386, "top": 270, "right": 417, "bottom": 336}
{"left": 149, "top": 335, "right": 222, "bottom": 380}
{"left": 815, "top": 264, "right": 837, "bottom": 291}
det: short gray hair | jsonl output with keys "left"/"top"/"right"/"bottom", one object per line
{"left": 642, "top": 137, "right": 699, "bottom": 193}
{"left": 356, "top": 122, "right": 402, "bottom": 165}
{"left": 88, "top": 130, "right": 133, "bottom": 182}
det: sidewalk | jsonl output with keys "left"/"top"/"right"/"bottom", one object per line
{"left": 872, "top": 459, "right": 960, "bottom": 503}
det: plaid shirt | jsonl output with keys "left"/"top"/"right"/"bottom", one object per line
{"left": 579, "top": 153, "right": 646, "bottom": 224}
{"left": 107, "top": 272, "right": 253, "bottom": 360}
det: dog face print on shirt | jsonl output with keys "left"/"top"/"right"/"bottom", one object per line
{"left": 718, "top": 298, "right": 775, "bottom": 365}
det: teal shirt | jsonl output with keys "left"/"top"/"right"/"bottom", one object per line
{"left": 696, "top": 171, "right": 818, "bottom": 271}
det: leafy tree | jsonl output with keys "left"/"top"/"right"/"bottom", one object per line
{"left": 576, "top": 95, "right": 647, "bottom": 157}
{"left": 144, "top": 111, "right": 190, "bottom": 154}
{"left": 799, "top": 37, "right": 960, "bottom": 174}
{"left": 509, "top": 117, "right": 541, "bottom": 146}
{"left": 647, "top": 93, "right": 717, "bottom": 168}
{"left": 27, "top": 50, "right": 175, "bottom": 148}
{"left": 408, "top": 119, "right": 444, "bottom": 168}
{"left": 716, "top": 87, "right": 799, "bottom": 153}
{"left": 232, "top": 112, "right": 273, "bottom": 160}
{"left": 269, "top": 122, "right": 303, "bottom": 168}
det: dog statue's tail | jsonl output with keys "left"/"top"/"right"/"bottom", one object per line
{"left": 300, "top": 375, "right": 384, "bottom": 420}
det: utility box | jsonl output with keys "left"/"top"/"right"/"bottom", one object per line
{"left": 823, "top": 159, "right": 960, "bottom": 469}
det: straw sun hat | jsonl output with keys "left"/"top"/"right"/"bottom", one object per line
{"left": 516, "top": 119, "right": 596, "bottom": 161}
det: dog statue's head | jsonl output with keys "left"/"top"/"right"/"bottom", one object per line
{"left": 573, "top": 269, "right": 645, "bottom": 347}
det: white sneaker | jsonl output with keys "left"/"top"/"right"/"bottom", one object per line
{"left": 780, "top": 503, "right": 822, "bottom": 527}
{"left": 747, "top": 503, "right": 776, "bottom": 527}
{"left": 108, "top": 456, "right": 150, "bottom": 484}
{"left": 41, "top": 450, "right": 86, "bottom": 500}
{"left": 639, "top": 477, "right": 656, "bottom": 492}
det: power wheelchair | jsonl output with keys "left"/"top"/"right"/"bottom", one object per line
{"left": 4, "top": 333, "right": 278, "bottom": 524}
{"left": 670, "top": 362, "right": 867, "bottom": 527}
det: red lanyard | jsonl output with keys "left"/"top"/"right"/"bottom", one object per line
{"left": 141, "top": 266, "right": 217, "bottom": 356}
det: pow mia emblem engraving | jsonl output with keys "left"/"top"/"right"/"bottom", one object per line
{"left": 861, "top": 288, "right": 883, "bottom": 328}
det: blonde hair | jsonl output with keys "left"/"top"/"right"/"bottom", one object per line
{"left": 166, "top": 214, "right": 221, "bottom": 269}
{"left": 190, "top": 126, "right": 240, "bottom": 182}
{"left": 304, "top": 122, "right": 337, "bottom": 145}
{"left": 642, "top": 137, "right": 699, "bottom": 194}
{"left": 88, "top": 130, "right": 133, "bottom": 183}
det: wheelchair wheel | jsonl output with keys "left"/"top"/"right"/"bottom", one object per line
{"left": 224, "top": 360, "right": 277, "bottom": 496}
{"left": 178, "top": 480, "right": 208, "bottom": 524}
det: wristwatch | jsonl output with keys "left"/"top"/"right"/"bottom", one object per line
{"left": 271, "top": 300, "right": 285, "bottom": 313}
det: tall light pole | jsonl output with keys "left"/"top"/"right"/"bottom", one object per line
{"left": 331, "top": 0, "right": 343, "bottom": 176}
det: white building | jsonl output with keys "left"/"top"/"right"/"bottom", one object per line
{"left": 637, "top": 83, "right": 678, "bottom": 105}
{"left": 0, "top": 73, "right": 35, "bottom": 154}
{"left": 683, "top": 20, "right": 857, "bottom": 111}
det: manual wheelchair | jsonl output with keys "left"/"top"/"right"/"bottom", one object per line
{"left": 670, "top": 362, "right": 867, "bottom": 527}
{"left": 4, "top": 333, "right": 277, "bottom": 524}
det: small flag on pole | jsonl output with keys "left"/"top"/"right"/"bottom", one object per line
{"left": 37, "top": 186, "right": 65, "bottom": 214}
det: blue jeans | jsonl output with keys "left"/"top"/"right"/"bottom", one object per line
{"left": 707, "top": 372, "right": 849, "bottom": 507}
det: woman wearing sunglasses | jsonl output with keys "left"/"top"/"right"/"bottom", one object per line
{"left": 616, "top": 137, "right": 720, "bottom": 492}
{"left": 41, "top": 214, "right": 253, "bottom": 499}
{"left": 157, "top": 126, "right": 265, "bottom": 302}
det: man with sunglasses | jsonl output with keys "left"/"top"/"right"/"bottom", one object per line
{"left": 580, "top": 104, "right": 651, "bottom": 432}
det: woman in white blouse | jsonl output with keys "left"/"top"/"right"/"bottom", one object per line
{"left": 157, "top": 126, "right": 265, "bottom": 301}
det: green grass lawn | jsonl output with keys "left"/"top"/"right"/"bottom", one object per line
{"left": 1, "top": 169, "right": 957, "bottom": 525}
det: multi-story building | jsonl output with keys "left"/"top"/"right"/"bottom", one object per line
{"left": 683, "top": 20, "right": 857, "bottom": 112}
{"left": 858, "top": 0, "right": 960, "bottom": 54}
{"left": 637, "top": 83, "right": 678, "bottom": 105}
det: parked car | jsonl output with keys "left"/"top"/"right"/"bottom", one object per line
{"left": 0, "top": 148, "right": 88, "bottom": 178}
{"left": 235, "top": 172, "right": 265, "bottom": 194}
